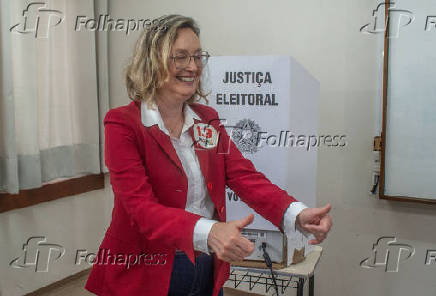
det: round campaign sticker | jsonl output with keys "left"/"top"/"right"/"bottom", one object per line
{"left": 193, "top": 123, "right": 218, "bottom": 149}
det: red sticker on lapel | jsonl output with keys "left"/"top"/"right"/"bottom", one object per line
{"left": 193, "top": 123, "right": 218, "bottom": 149}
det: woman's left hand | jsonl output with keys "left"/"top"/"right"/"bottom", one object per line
{"left": 296, "top": 204, "right": 332, "bottom": 244}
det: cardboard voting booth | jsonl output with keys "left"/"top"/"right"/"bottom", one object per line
{"left": 205, "top": 56, "right": 320, "bottom": 267}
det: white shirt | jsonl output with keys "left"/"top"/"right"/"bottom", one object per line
{"left": 141, "top": 101, "right": 308, "bottom": 254}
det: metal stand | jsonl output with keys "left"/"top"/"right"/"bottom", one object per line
{"left": 226, "top": 246, "right": 322, "bottom": 295}
{"left": 297, "top": 277, "right": 305, "bottom": 296}
{"left": 227, "top": 269, "right": 299, "bottom": 295}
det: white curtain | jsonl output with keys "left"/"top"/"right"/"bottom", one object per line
{"left": 0, "top": 0, "right": 109, "bottom": 194}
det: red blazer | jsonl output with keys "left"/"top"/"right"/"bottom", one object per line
{"left": 85, "top": 100, "right": 296, "bottom": 296}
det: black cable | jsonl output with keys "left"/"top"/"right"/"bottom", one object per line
{"left": 261, "top": 242, "right": 279, "bottom": 296}
{"left": 370, "top": 174, "right": 379, "bottom": 194}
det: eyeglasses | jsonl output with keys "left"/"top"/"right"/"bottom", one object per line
{"left": 169, "top": 51, "right": 210, "bottom": 69}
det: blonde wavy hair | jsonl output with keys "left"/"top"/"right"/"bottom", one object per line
{"left": 125, "top": 14, "right": 209, "bottom": 107}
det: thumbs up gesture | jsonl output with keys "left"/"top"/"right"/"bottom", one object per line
{"left": 296, "top": 204, "right": 332, "bottom": 244}
{"left": 207, "top": 214, "right": 255, "bottom": 263}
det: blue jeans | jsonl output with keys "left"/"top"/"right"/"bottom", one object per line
{"left": 168, "top": 252, "right": 223, "bottom": 296}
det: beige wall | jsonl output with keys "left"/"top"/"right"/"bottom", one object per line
{"left": 0, "top": 175, "right": 113, "bottom": 296}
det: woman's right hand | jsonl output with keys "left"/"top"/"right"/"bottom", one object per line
{"left": 207, "top": 214, "right": 255, "bottom": 263}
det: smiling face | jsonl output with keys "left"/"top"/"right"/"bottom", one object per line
{"left": 157, "top": 27, "right": 202, "bottom": 104}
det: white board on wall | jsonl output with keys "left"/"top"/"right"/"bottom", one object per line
{"left": 384, "top": 0, "right": 436, "bottom": 199}
{"left": 204, "top": 56, "right": 319, "bottom": 230}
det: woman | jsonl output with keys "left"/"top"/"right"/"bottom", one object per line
{"left": 85, "top": 15, "right": 332, "bottom": 296}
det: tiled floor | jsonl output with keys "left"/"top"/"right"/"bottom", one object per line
{"left": 32, "top": 270, "right": 262, "bottom": 296}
